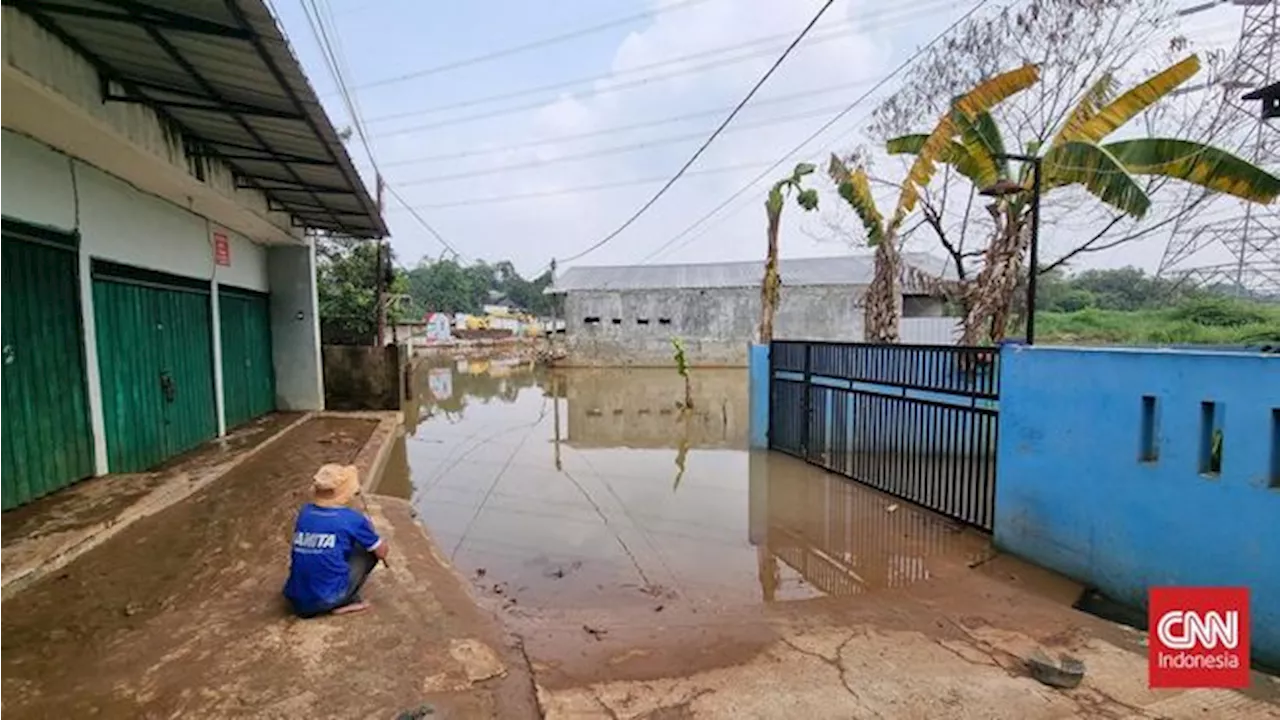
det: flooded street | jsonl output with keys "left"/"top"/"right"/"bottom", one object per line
{"left": 387, "top": 354, "right": 994, "bottom": 614}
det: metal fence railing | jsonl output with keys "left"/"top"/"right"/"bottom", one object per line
{"left": 769, "top": 340, "right": 1000, "bottom": 530}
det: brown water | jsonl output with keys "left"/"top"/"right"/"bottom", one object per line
{"left": 398, "top": 356, "right": 994, "bottom": 611}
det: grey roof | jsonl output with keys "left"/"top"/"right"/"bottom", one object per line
{"left": 16, "top": 0, "right": 386, "bottom": 237}
{"left": 548, "top": 254, "right": 954, "bottom": 294}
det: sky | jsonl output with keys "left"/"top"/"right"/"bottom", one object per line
{"left": 270, "top": 0, "right": 1251, "bottom": 279}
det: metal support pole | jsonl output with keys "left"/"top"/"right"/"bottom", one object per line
{"left": 800, "top": 343, "right": 812, "bottom": 459}
{"left": 1027, "top": 158, "right": 1041, "bottom": 345}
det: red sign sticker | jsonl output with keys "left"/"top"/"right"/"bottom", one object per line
{"left": 1149, "top": 586, "right": 1249, "bottom": 688}
{"left": 213, "top": 232, "right": 231, "bottom": 267}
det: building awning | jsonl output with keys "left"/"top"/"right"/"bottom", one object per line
{"left": 10, "top": 0, "right": 387, "bottom": 238}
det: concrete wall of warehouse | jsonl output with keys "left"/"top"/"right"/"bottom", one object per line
{"left": 994, "top": 345, "right": 1280, "bottom": 667}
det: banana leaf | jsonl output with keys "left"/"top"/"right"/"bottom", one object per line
{"left": 1104, "top": 137, "right": 1280, "bottom": 203}
{"left": 1075, "top": 55, "right": 1199, "bottom": 143}
{"left": 1054, "top": 73, "right": 1116, "bottom": 145}
{"left": 828, "top": 154, "right": 885, "bottom": 247}
{"left": 1043, "top": 140, "right": 1152, "bottom": 217}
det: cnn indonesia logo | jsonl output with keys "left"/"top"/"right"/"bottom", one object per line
{"left": 1149, "top": 587, "right": 1250, "bottom": 689}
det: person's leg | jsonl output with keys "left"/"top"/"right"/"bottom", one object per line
{"left": 331, "top": 547, "right": 377, "bottom": 614}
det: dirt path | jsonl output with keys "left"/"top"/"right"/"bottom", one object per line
{"left": 1, "top": 416, "right": 538, "bottom": 719}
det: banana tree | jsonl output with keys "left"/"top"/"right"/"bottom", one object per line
{"left": 759, "top": 164, "right": 819, "bottom": 343}
{"left": 887, "top": 54, "right": 1280, "bottom": 343}
{"left": 830, "top": 64, "right": 1041, "bottom": 343}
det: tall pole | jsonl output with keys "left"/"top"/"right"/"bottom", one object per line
{"left": 375, "top": 242, "right": 387, "bottom": 347}
{"left": 1027, "top": 157, "right": 1041, "bottom": 346}
{"left": 375, "top": 173, "right": 387, "bottom": 347}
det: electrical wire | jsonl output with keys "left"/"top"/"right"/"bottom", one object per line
{"left": 636, "top": 0, "right": 992, "bottom": 265}
{"left": 553, "top": 0, "right": 839, "bottom": 267}
{"left": 347, "top": 0, "right": 717, "bottom": 92}
{"left": 389, "top": 102, "right": 858, "bottom": 183}
{"left": 383, "top": 161, "right": 780, "bottom": 210}
{"left": 375, "top": 83, "right": 874, "bottom": 165}
{"left": 365, "top": 1, "right": 953, "bottom": 136}
{"left": 298, "top": 0, "right": 465, "bottom": 259}
{"left": 362, "top": 0, "right": 949, "bottom": 125}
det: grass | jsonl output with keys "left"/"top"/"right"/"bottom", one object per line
{"left": 1037, "top": 299, "right": 1280, "bottom": 346}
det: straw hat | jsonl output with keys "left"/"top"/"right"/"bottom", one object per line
{"left": 312, "top": 464, "right": 360, "bottom": 508}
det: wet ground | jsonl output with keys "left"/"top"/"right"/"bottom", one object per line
{"left": 395, "top": 357, "right": 998, "bottom": 613}
{"left": 1, "top": 414, "right": 543, "bottom": 719}
{"left": 388, "top": 354, "right": 1280, "bottom": 717}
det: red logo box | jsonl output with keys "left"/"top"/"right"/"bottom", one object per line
{"left": 1149, "top": 587, "right": 1250, "bottom": 689}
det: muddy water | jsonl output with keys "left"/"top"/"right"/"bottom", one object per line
{"left": 397, "top": 355, "right": 993, "bottom": 612}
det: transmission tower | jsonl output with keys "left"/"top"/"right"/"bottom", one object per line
{"left": 1158, "top": 0, "right": 1280, "bottom": 295}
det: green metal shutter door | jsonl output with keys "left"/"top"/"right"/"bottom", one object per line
{"left": 93, "top": 264, "right": 217, "bottom": 472}
{"left": 219, "top": 289, "right": 275, "bottom": 428}
{"left": 1, "top": 227, "right": 96, "bottom": 510}
{"left": 160, "top": 287, "right": 218, "bottom": 458}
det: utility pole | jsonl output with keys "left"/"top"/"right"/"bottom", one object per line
{"left": 375, "top": 173, "right": 388, "bottom": 347}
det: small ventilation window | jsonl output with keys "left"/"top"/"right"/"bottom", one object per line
{"left": 611, "top": 318, "right": 622, "bottom": 325}
{"left": 637, "top": 318, "right": 650, "bottom": 325}
{"left": 658, "top": 318, "right": 672, "bottom": 325}
{"left": 1139, "top": 395, "right": 1159, "bottom": 463}
{"left": 1198, "top": 401, "right": 1224, "bottom": 477}
{"left": 584, "top": 316, "right": 600, "bottom": 324}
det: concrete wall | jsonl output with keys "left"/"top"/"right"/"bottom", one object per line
{"left": 268, "top": 243, "right": 325, "bottom": 411}
{"left": 561, "top": 285, "right": 865, "bottom": 367}
{"left": 322, "top": 344, "right": 406, "bottom": 412}
{"left": 994, "top": 346, "right": 1280, "bottom": 666}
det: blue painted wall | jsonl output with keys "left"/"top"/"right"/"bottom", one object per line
{"left": 995, "top": 346, "right": 1280, "bottom": 666}
{"left": 748, "top": 344, "right": 769, "bottom": 448}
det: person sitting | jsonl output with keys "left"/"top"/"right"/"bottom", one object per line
{"left": 283, "top": 464, "right": 389, "bottom": 617}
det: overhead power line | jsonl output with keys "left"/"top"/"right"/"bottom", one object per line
{"left": 347, "top": 0, "right": 716, "bottom": 92}
{"left": 366, "top": 1, "right": 952, "bottom": 137}
{"left": 297, "top": 0, "right": 464, "bottom": 259}
{"left": 638, "top": 0, "right": 992, "bottom": 265}
{"left": 554, "top": 0, "right": 839, "bottom": 267}
{"left": 383, "top": 161, "right": 780, "bottom": 210}
{"left": 363, "top": 0, "right": 948, "bottom": 125}
{"left": 377, "top": 82, "right": 874, "bottom": 166}
{"left": 389, "top": 102, "right": 857, "bottom": 183}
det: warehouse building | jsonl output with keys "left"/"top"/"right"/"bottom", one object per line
{"left": 1, "top": 1, "right": 385, "bottom": 509}
{"left": 547, "top": 255, "right": 954, "bottom": 367}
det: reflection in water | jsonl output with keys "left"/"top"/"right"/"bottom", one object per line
{"left": 400, "top": 355, "right": 990, "bottom": 610}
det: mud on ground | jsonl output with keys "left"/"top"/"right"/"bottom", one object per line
{"left": 1, "top": 415, "right": 538, "bottom": 719}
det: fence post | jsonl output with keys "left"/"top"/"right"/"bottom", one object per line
{"left": 800, "top": 342, "right": 812, "bottom": 458}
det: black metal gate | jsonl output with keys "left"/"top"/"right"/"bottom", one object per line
{"left": 769, "top": 341, "right": 1000, "bottom": 530}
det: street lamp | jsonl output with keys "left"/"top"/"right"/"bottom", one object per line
{"left": 980, "top": 153, "right": 1042, "bottom": 345}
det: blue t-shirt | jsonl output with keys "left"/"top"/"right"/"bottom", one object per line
{"left": 283, "top": 504, "right": 382, "bottom": 614}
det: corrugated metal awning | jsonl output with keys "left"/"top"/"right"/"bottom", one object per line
{"left": 10, "top": 0, "right": 386, "bottom": 238}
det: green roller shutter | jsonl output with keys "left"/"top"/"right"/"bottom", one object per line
{"left": 93, "top": 261, "right": 217, "bottom": 473}
{"left": 1, "top": 220, "right": 96, "bottom": 510}
{"left": 219, "top": 287, "right": 275, "bottom": 428}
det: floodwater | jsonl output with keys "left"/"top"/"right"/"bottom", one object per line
{"left": 386, "top": 354, "right": 995, "bottom": 612}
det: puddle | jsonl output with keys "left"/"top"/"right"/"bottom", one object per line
{"left": 404, "top": 356, "right": 993, "bottom": 611}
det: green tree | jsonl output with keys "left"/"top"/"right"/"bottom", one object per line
{"left": 885, "top": 55, "right": 1280, "bottom": 342}
{"left": 316, "top": 236, "right": 406, "bottom": 344}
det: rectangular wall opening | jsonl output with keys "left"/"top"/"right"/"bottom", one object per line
{"left": 658, "top": 317, "right": 672, "bottom": 325}
{"left": 1270, "top": 408, "right": 1279, "bottom": 489}
{"left": 1139, "top": 395, "right": 1159, "bottom": 463}
{"left": 1198, "top": 401, "right": 1225, "bottom": 477}
{"left": 584, "top": 316, "right": 600, "bottom": 325}
{"left": 636, "top": 318, "right": 650, "bottom": 325}
{"left": 611, "top": 317, "right": 622, "bottom": 325}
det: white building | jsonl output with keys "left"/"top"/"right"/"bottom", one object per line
{"left": 1, "top": 1, "right": 386, "bottom": 509}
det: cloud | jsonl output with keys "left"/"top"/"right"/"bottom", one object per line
{"left": 364, "top": 0, "right": 931, "bottom": 274}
